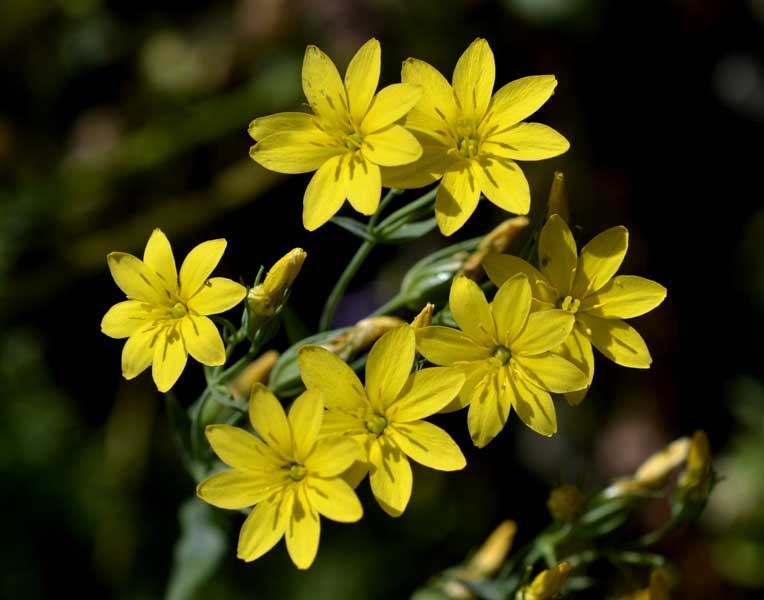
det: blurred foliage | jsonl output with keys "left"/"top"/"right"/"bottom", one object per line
{"left": 1, "top": 0, "right": 763, "bottom": 598}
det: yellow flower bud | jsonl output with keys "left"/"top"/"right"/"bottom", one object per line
{"left": 248, "top": 248, "right": 307, "bottom": 317}
{"left": 618, "top": 568, "right": 671, "bottom": 600}
{"left": 604, "top": 437, "right": 691, "bottom": 498}
{"left": 462, "top": 216, "right": 529, "bottom": 280}
{"left": 521, "top": 562, "right": 572, "bottom": 600}
{"left": 464, "top": 520, "right": 517, "bottom": 578}
{"left": 229, "top": 350, "right": 279, "bottom": 402}
{"left": 324, "top": 316, "right": 406, "bottom": 360}
{"left": 547, "top": 484, "right": 586, "bottom": 522}
{"left": 411, "top": 303, "right": 435, "bottom": 329}
{"left": 678, "top": 430, "right": 713, "bottom": 501}
{"left": 546, "top": 171, "right": 570, "bottom": 223}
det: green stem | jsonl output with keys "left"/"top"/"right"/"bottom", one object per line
{"left": 377, "top": 186, "right": 437, "bottom": 230}
{"left": 369, "top": 188, "right": 400, "bottom": 229}
{"left": 318, "top": 238, "right": 376, "bottom": 332}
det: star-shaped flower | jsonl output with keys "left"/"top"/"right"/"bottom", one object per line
{"left": 298, "top": 325, "right": 466, "bottom": 517}
{"left": 383, "top": 38, "right": 569, "bottom": 235}
{"left": 416, "top": 274, "right": 587, "bottom": 447}
{"left": 197, "top": 385, "right": 363, "bottom": 569}
{"left": 249, "top": 38, "right": 423, "bottom": 230}
{"left": 101, "top": 229, "right": 246, "bottom": 392}
{"left": 483, "top": 214, "right": 667, "bottom": 404}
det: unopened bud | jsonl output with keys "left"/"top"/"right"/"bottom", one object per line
{"left": 605, "top": 437, "right": 691, "bottom": 498}
{"left": 462, "top": 217, "right": 530, "bottom": 280}
{"left": 465, "top": 520, "right": 516, "bottom": 578}
{"left": 411, "top": 303, "right": 435, "bottom": 329}
{"left": 677, "top": 430, "right": 713, "bottom": 502}
{"left": 547, "top": 484, "right": 586, "bottom": 522}
{"left": 546, "top": 171, "right": 570, "bottom": 223}
{"left": 248, "top": 248, "right": 307, "bottom": 317}
{"left": 229, "top": 350, "right": 279, "bottom": 402}
{"left": 324, "top": 316, "right": 406, "bottom": 360}
{"left": 521, "top": 562, "right": 572, "bottom": 600}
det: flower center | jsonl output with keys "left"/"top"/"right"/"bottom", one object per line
{"left": 458, "top": 137, "right": 479, "bottom": 159}
{"left": 288, "top": 464, "right": 307, "bottom": 481}
{"left": 493, "top": 345, "right": 512, "bottom": 365}
{"left": 169, "top": 301, "right": 188, "bottom": 319}
{"left": 558, "top": 295, "right": 581, "bottom": 314}
{"left": 365, "top": 414, "right": 388, "bottom": 435}
{"left": 345, "top": 131, "right": 364, "bottom": 150}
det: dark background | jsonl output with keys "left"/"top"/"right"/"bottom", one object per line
{"left": 1, "top": 0, "right": 763, "bottom": 598}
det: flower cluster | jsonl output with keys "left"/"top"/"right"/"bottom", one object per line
{"left": 99, "top": 36, "right": 678, "bottom": 577}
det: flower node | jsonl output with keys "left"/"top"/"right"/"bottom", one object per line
{"left": 492, "top": 345, "right": 512, "bottom": 365}
{"left": 288, "top": 463, "right": 307, "bottom": 482}
{"left": 558, "top": 295, "right": 580, "bottom": 314}
{"left": 365, "top": 414, "right": 388, "bottom": 435}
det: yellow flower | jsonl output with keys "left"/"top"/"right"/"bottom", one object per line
{"left": 298, "top": 325, "right": 466, "bottom": 517}
{"left": 483, "top": 214, "right": 667, "bottom": 405}
{"left": 416, "top": 274, "right": 587, "bottom": 447}
{"left": 383, "top": 38, "right": 568, "bottom": 235}
{"left": 101, "top": 229, "right": 246, "bottom": 392}
{"left": 247, "top": 248, "right": 307, "bottom": 317}
{"left": 249, "top": 38, "right": 423, "bottom": 231}
{"left": 197, "top": 384, "right": 363, "bottom": 569}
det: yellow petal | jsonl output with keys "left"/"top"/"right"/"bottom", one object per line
{"left": 389, "top": 367, "right": 465, "bottom": 422}
{"left": 345, "top": 38, "right": 380, "bottom": 123}
{"left": 249, "top": 383, "right": 293, "bottom": 457}
{"left": 143, "top": 229, "right": 178, "bottom": 295}
{"left": 306, "top": 477, "right": 363, "bottom": 522}
{"left": 510, "top": 374, "right": 557, "bottom": 437}
{"left": 512, "top": 309, "right": 575, "bottom": 355}
{"left": 345, "top": 153, "right": 381, "bottom": 215}
{"left": 320, "top": 411, "right": 367, "bottom": 439}
{"left": 482, "top": 253, "right": 558, "bottom": 305}
{"left": 450, "top": 274, "right": 496, "bottom": 347}
{"left": 572, "top": 226, "right": 628, "bottom": 298}
{"left": 305, "top": 437, "right": 363, "bottom": 477}
{"left": 480, "top": 75, "right": 557, "bottom": 134}
{"left": 416, "top": 326, "right": 492, "bottom": 365}
{"left": 288, "top": 389, "right": 323, "bottom": 462}
{"left": 152, "top": 327, "right": 187, "bottom": 392}
{"left": 467, "top": 368, "right": 509, "bottom": 448}
{"left": 181, "top": 315, "right": 225, "bottom": 366}
{"left": 107, "top": 252, "right": 167, "bottom": 305}
{"left": 401, "top": 57, "right": 458, "bottom": 129}
{"left": 580, "top": 275, "right": 667, "bottom": 319}
{"left": 179, "top": 239, "right": 227, "bottom": 300}
{"left": 388, "top": 420, "right": 466, "bottom": 471}
{"left": 475, "top": 156, "right": 530, "bottom": 215}
{"left": 302, "top": 154, "right": 347, "bottom": 231}
{"left": 237, "top": 495, "right": 287, "bottom": 562}
{"left": 379, "top": 132, "right": 451, "bottom": 189}
{"left": 250, "top": 129, "right": 342, "bottom": 174}
{"left": 513, "top": 353, "right": 587, "bottom": 394}
{"left": 452, "top": 38, "right": 495, "bottom": 123}
{"left": 285, "top": 485, "right": 320, "bottom": 569}
{"left": 362, "top": 83, "right": 423, "bottom": 133}
{"left": 121, "top": 323, "right": 160, "bottom": 379}
{"left": 491, "top": 273, "right": 532, "bottom": 346}
{"left": 197, "top": 469, "right": 283, "bottom": 509}
{"left": 248, "top": 111, "right": 317, "bottom": 140}
{"left": 102, "top": 300, "right": 151, "bottom": 339}
{"left": 539, "top": 214, "right": 577, "bottom": 296}
{"left": 362, "top": 124, "right": 422, "bottom": 167}
{"left": 435, "top": 166, "right": 481, "bottom": 236}
{"left": 205, "top": 423, "right": 283, "bottom": 471}
{"left": 298, "top": 345, "right": 368, "bottom": 412}
{"left": 577, "top": 313, "right": 652, "bottom": 368}
{"left": 302, "top": 44, "right": 349, "bottom": 129}
{"left": 456, "top": 360, "right": 498, "bottom": 411}
{"left": 187, "top": 277, "right": 246, "bottom": 315}
{"left": 369, "top": 436, "right": 412, "bottom": 517}
{"left": 366, "top": 325, "right": 415, "bottom": 412}
{"left": 558, "top": 326, "right": 594, "bottom": 406}
{"left": 483, "top": 122, "right": 569, "bottom": 161}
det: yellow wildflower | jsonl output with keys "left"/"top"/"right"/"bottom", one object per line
{"left": 249, "top": 38, "right": 423, "bottom": 230}
{"left": 298, "top": 325, "right": 466, "bottom": 517}
{"left": 520, "top": 562, "right": 572, "bottom": 600}
{"left": 101, "top": 229, "right": 246, "bottom": 392}
{"left": 383, "top": 38, "right": 568, "bottom": 235}
{"left": 247, "top": 248, "right": 307, "bottom": 317}
{"left": 197, "top": 384, "right": 363, "bottom": 569}
{"left": 416, "top": 274, "right": 587, "bottom": 447}
{"left": 483, "top": 214, "right": 667, "bottom": 405}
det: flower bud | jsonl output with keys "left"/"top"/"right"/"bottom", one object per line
{"left": 411, "top": 303, "right": 434, "bottom": 329}
{"left": 229, "top": 350, "right": 279, "bottom": 402}
{"left": 604, "top": 437, "right": 691, "bottom": 498}
{"left": 546, "top": 171, "right": 570, "bottom": 223}
{"left": 462, "top": 216, "right": 530, "bottom": 280}
{"left": 521, "top": 562, "right": 572, "bottom": 600}
{"left": 248, "top": 248, "right": 307, "bottom": 317}
{"left": 547, "top": 484, "right": 586, "bottom": 522}
{"left": 324, "top": 316, "right": 406, "bottom": 360}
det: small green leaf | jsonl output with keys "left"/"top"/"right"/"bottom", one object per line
{"left": 331, "top": 216, "right": 375, "bottom": 242}
{"left": 379, "top": 217, "right": 438, "bottom": 243}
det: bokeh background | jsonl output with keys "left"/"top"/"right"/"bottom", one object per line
{"left": 2, "top": 0, "right": 763, "bottom": 598}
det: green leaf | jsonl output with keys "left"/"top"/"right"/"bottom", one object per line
{"left": 379, "top": 217, "right": 438, "bottom": 243}
{"left": 165, "top": 497, "right": 228, "bottom": 600}
{"left": 330, "top": 216, "right": 375, "bottom": 242}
